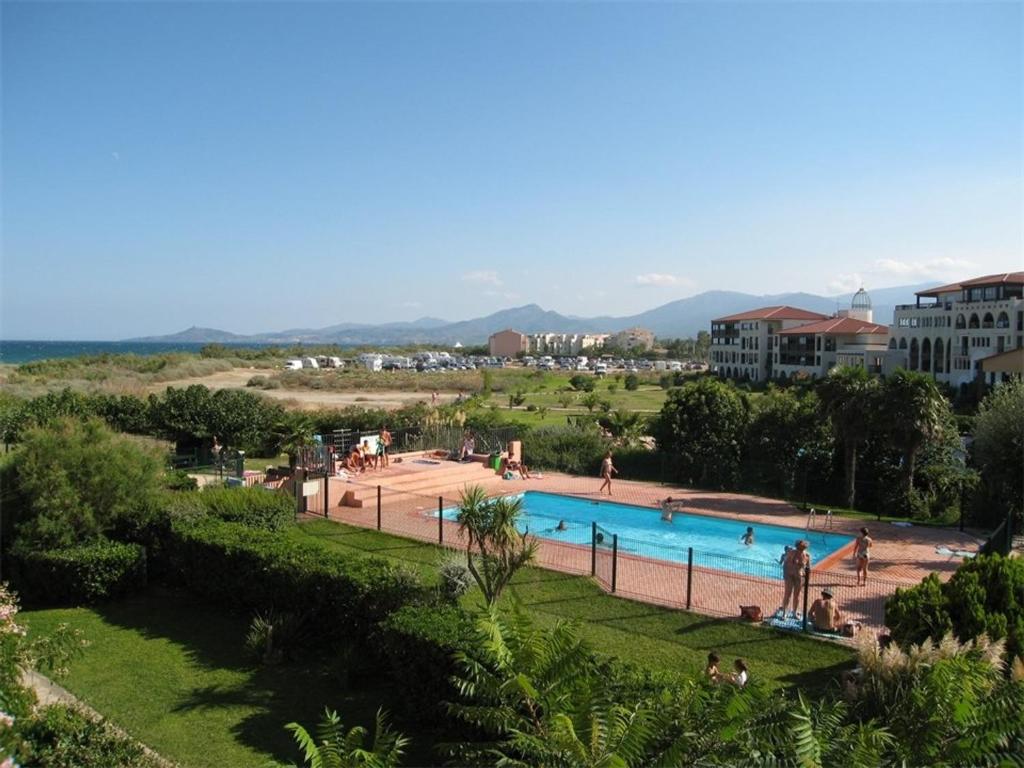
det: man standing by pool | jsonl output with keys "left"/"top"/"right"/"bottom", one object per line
{"left": 598, "top": 451, "right": 617, "bottom": 495}
{"left": 854, "top": 527, "right": 872, "bottom": 586}
{"left": 379, "top": 425, "right": 392, "bottom": 469}
{"left": 777, "top": 540, "right": 810, "bottom": 620}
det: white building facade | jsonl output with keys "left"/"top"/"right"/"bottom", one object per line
{"left": 888, "top": 272, "right": 1024, "bottom": 389}
{"left": 710, "top": 306, "right": 828, "bottom": 381}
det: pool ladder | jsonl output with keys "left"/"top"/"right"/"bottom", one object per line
{"left": 806, "top": 507, "right": 833, "bottom": 531}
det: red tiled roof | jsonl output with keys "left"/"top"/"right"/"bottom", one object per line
{"left": 916, "top": 272, "right": 1024, "bottom": 297}
{"left": 778, "top": 317, "right": 889, "bottom": 336}
{"left": 713, "top": 305, "right": 829, "bottom": 322}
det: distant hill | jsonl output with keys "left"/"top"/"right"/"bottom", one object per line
{"left": 130, "top": 283, "right": 935, "bottom": 345}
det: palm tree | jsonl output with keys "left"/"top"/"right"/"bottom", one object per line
{"left": 285, "top": 708, "right": 408, "bottom": 768}
{"left": 818, "top": 366, "right": 878, "bottom": 508}
{"left": 879, "top": 369, "right": 949, "bottom": 497}
{"left": 456, "top": 486, "right": 537, "bottom": 606}
{"left": 274, "top": 411, "right": 315, "bottom": 469}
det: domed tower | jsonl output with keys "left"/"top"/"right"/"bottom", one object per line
{"left": 848, "top": 287, "right": 873, "bottom": 322}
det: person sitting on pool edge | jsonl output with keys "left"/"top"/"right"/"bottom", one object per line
{"left": 809, "top": 588, "right": 843, "bottom": 633}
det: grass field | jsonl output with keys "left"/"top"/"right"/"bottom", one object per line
{"left": 23, "top": 589, "right": 441, "bottom": 768}
{"left": 286, "top": 520, "right": 855, "bottom": 692}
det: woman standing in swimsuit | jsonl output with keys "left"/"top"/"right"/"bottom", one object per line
{"left": 854, "top": 527, "right": 872, "bottom": 586}
{"left": 598, "top": 451, "right": 617, "bottom": 496}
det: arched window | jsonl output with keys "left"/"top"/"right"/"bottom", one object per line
{"left": 934, "top": 338, "right": 944, "bottom": 373}
{"left": 982, "top": 313, "right": 994, "bottom": 329}
{"left": 921, "top": 338, "right": 932, "bottom": 372}
{"left": 909, "top": 338, "right": 919, "bottom": 371}
{"left": 956, "top": 314, "right": 966, "bottom": 329}
{"left": 899, "top": 338, "right": 907, "bottom": 350}
{"left": 969, "top": 314, "right": 980, "bottom": 329}
{"left": 888, "top": 338, "right": 897, "bottom": 350}
{"left": 997, "top": 311, "right": 1010, "bottom": 329}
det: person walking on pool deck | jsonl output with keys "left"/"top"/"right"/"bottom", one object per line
{"left": 599, "top": 451, "right": 617, "bottom": 495}
{"left": 854, "top": 527, "right": 873, "bottom": 586}
{"left": 777, "top": 540, "right": 811, "bottom": 619}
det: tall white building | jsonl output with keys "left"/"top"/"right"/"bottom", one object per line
{"left": 888, "top": 272, "right": 1024, "bottom": 389}
{"left": 710, "top": 306, "right": 829, "bottom": 381}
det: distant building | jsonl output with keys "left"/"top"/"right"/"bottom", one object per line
{"left": 609, "top": 327, "right": 655, "bottom": 351}
{"left": 888, "top": 272, "right": 1024, "bottom": 389}
{"left": 710, "top": 306, "right": 829, "bottom": 381}
{"left": 527, "top": 332, "right": 609, "bottom": 356}
{"left": 488, "top": 329, "right": 529, "bottom": 357}
{"left": 774, "top": 316, "right": 891, "bottom": 380}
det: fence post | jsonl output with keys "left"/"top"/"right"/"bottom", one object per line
{"left": 294, "top": 469, "right": 304, "bottom": 518}
{"left": 801, "top": 566, "right": 811, "bottom": 632}
{"left": 323, "top": 475, "right": 329, "bottom": 518}
{"left": 686, "top": 547, "right": 693, "bottom": 610}
{"left": 438, "top": 495, "right": 444, "bottom": 545}
{"left": 377, "top": 486, "right": 382, "bottom": 531}
{"left": 591, "top": 522, "right": 597, "bottom": 576}
{"left": 611, "top": 534, "right": 618, "bottom": 593}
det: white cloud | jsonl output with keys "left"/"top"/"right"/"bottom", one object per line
{"left": 461, "top": 270, "right": 502, "bottom": 287}
{"left": 634, "top": 273, "right": 685, "bottom": 287}
{"left": 874, "top": 257, "right": 976, "bottom": 279}
{"left": 827, "top": 273, "right": 863, "bottom": 294}
{"left": 401, "top": 301, "right": 422, "bottom": 308}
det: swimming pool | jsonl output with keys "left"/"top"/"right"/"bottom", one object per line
{"left": 440, "top": 491, "right": 852, "bottom": 578}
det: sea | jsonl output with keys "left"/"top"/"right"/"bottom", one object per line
{"left": 0, "top": 340, "right": 266, "bottom": 365}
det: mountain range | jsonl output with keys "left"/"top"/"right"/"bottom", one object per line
{"left": 131, "top": 283, "right": 932, "bottom": 346}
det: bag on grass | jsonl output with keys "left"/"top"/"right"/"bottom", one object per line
{"left": 739, "top": 605, "right": 763, "bottom": 622}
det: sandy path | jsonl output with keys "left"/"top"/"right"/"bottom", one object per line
{"left": 145, "top": 368, "right": 459, "bottom": 410}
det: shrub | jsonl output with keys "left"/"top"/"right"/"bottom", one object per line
{"left": 5, "top": 418, "right": 165, "bottom": 550}
{"left": 10, "top": 703, "right": 161, "bottom": 768}
{"left": 245, "top": 610, "right": 309, "bottom": 666}
{"left": 161, "top": 518, "right": 427, "bottom": 647}
{"left": 437, "top": 553, "right": 474, "bottom": 604}
{"left": 520, "top": 426, "right": 608, "bottom": 474}
{"left": 164, "top": 469, "right": 198, "bottom": 492}
{"left": 886, "top": 554, "right": 1024, "bottom": 660}
{"left": 8, "top": 540, "right": 147, "bottom": 605}
{"left": 195, "top": 486, "right": 294, "bottom": 531}
{"left": 624, "top": 373, "right": 640, "bottom": 391}
{"left": 568, "top": 375, "right": 595, "bottom": 393}
{"left": 376, "top": 603, "right": 476, "bottom": 722}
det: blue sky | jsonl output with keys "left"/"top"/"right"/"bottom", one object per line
{"left": 2, "top": 1, "right": 1021, "bottom": 339}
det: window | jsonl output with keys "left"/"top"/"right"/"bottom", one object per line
{"left": 969, "top": 314, "right": 980, "bottom": 329}
{"left": 956, "top": 314, "right": 966, "bottom": 329}
{"left": 982, "top": 313, "right": 994, "bottom": 329}
{"left": 984, "top": 286, "right": 997, "bottom": 300}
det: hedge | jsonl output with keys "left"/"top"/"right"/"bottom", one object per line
{"left": 194, "top": 485, "right": 293, "bottom": 531}
{"left": 377, "top": 603, "right": 477, "bottom": 722}
{"left": 8, "top": 540, "right": 147, "bottom": 606}
{"left": 161, "top": 518, "right": 429, "bottom": 646}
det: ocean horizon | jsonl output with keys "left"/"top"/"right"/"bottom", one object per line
{"left": 0, "top": 340, "right": 284, "bottom": 365}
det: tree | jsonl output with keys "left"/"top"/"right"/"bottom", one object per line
{"left": 879, "top": 370, "right": 950, "bottom": 498}
{"left": 817, "top": 366, "right": 878, "bottom": 509}
{"left": 535, "top": 406, "right": 550, "bottom": 421}
{"left": 285, "top": 708, "right": 408, "bottom": 768}
{"left": 557, "top": 393, "right": 576, "bottom": 410}
{"left": 599, "top": 409, "right": 647, "bottom": 447}
{"left": 5, "top": 418, "right": 165, "bottom": 549}
{"left": 455, "top": 486, "right": 537, "bottom": 606}
{"left": 744, "top": 388, "right": 832, "bottom": 497}
{"left": 972, "top": 379, "right": 1024, "bottom": 528}
{"left": 654, "top": 378, "right": 750, "bottom": 488}
{"left": 579, "top": 392, "right": 601, "bottom": 413}
{"left": 273, "top": 411, "right": 316, "bottom": 467}
{"left": 569, "top": 375, "right": 595, "bottom": 393}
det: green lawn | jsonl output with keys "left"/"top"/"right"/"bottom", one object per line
{"left": 286, "top": 520, "right": 855, "bottom": 692}
{"left": 22, "top": 589, "right": 440, "bottom": 768}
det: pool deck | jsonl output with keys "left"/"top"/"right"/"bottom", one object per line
{"left": 317, "top": 454, "right": 983, "bottom": 634}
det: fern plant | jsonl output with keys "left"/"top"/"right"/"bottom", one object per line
{"left": 285, "top": 708, "right": 408, "bottom": 768}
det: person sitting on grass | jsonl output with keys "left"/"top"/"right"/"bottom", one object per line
{"left": 730, "top": 658, "right": 749, "bottom": 687}
{"left": 809, "top": 589, "right": 842, "bottom": 633}
{"left": 705, "top": 652, "right": 721, "bottom": 683}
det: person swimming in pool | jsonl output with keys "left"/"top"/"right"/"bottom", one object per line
{"left": 555, "top": 520, "right": 567, "bottom": 531}
{"left": 740, "top": 526, "right": 754, "bottom": 546}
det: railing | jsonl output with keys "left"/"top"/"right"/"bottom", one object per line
{"left": 980, "top": 519, "right": 1012, "bottom": 557}
{"left": 328, "top": 482, "right": 906, "bottom": 637}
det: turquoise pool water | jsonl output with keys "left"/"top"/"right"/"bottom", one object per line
{"left": 441, "top": 491, "right": 852, "bottom": 578}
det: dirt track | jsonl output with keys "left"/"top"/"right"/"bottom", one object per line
{"left": 145, "top": 368, "right": 458, "bottom": 410}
